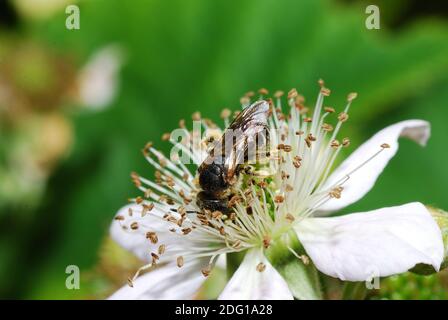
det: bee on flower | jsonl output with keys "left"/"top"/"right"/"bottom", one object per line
{"left": 109, "top": 81, "right": 443, "bottom": 300}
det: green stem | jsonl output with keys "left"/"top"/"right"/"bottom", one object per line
{"left": 342, "top": 282, "right": 367, "bottom": 300}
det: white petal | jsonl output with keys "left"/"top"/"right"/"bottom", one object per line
{"left": 295, "top": 202, "right": 444, "bottom": 281}
{"left": 218, "top": 249, "right": 293, "bottom": 300}
{"left": 108, "top": 259, "right": 208, "bottom": 300}
{"left": 110, "top": 204, "right": 183, "bottom": 263}
{"left": 318, "top": 120, "right": 430, "bottom": 212}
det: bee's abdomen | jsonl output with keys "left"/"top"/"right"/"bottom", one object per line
{"left": 197, "top": 191, "right": 231, "bottom": 214}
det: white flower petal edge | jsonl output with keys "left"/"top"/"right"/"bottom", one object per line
{"left": 218, "top": 249, "right": 293, "bottom": 300}
{"left": 318, "top": 120, "right": 430, "bottom": 213}
{"left": 295, "top": 202, "right": 444, "bottom": 281}
{"left": 108, "top": 259, "right": 208, "bottom": 300}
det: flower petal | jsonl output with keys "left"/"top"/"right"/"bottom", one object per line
{"left": 110, "top": 204, "right": 183, "bottom": 263}
{"left": 218, "top": 249, "right": 293, "bottom": 300}
{"left": 108, "top": 259, "right": 208, "bottom": 300}
{"left": 318, "top": 120, "right": 430, "bottom": 212}
{"left": 295, "top": 202, "right": 444, "bottom": 281}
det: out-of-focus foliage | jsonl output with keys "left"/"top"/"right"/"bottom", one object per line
{"left": 375, "top": 270, "right": 448, "bottom": 300}
{"left": 0, "top": 0, "right": 447, "bottom": 299}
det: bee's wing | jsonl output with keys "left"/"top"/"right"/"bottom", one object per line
{"left": 210, "top": 100, "right": 270, "bottom": 182}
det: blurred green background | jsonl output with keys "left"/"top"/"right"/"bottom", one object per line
{"left": 0, "top": 0, "right": 447, "bottom": 299}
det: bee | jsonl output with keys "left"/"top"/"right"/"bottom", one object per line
{"left": 197, "top": 101, "right": 270, "bottom": 213}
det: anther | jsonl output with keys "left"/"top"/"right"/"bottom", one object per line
{"left": 211, "top": 211, "right": 223, "bottom": 219}
{"left": 131, "top": 172, "right": 141, "bottom": 188}
{"left": 240, "top": 96, "right": 250, "bottom": 105}
{"left": 287, "top": 88, "right": 298, "bottom": 100}
{"left": 146, "top": 232, "right": 158, "bottom": 244}
{"left": 293, "top": 158, "right": 301, "bottom": 168}
{"left": 201, "top": 265, "right": 212, "bottom": 277}
{"left": 151, "top": 252, "right": 159, "bottom": 261}
{"left": 330, "top": 139, "right": 340, "bottom": 148}
{"left": 329, "top": 186, "right": 344, "bottom": 199}
{"left": 130, "top": 222, "right": 139, "bottom": 230}
{"left": 324, "top": 107, "right": 335, "bottom": 113}
{"left": 144, "top": 141, "right": 153, "bottom": 150}
{"left": 192, "top": 112, "right": 201, "bottom": 121}
{"left": 256, "top": 262, "right": 266, "bottom": 272}
{"left": 263, "top": 235, "right": 271, "bottom": 249}
{"left": 347, "top": 92, "right": 358, "bottom": 102}
{"left": 135, "top": 196, "right": 143, "bottom": 204}
{"left": 283, "top": 145, "right": 292, "bottom": 152}
{"left": 158, "top": 244, "right": 166, "bottom": 255}
{"left": 258, "top": 88, "right": 269, "bottom": 95}
{"left": 274, "top": 90, "right": 284, "bottom": 98}
{"left": 285, "top": 213, "right": 295, "bottom": 223}
{"left": 320, "top": 87, "right": 331, "bottom": 96}
{"left": 177, "top": 256, "right": 184, "bottom": 268}
{"left": 338, "top": 112, "right": 349, "bottom": 122}
{"left": 381, "top": 143, "right": 390, "bottom": 149}
{"left": 301, "top": 255, "right": 310, "bottom": 265}
{"left": 274, "top": 195, "right": 285, "bottom": 203}
{"left": 220, "top": 109, "right": 231, "bottom": 119}
{"left": 162, "top": 133, "right": 171, "bottom": 141}
{"left": 318, "top": 79, "right": 325, "bottom": 88}
{"left": 342, "top": 138, "right": 350, "bottom": 147}
{"left": 322, "top": 123, "right": 334, "bottom": 132}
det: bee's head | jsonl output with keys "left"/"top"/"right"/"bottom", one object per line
{"left": 198, "top": 163, "right": 227, "bottom": 193}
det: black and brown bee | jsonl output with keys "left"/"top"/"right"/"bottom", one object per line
{"left": 197, "top": 101, "right": 270, "bottom": 213}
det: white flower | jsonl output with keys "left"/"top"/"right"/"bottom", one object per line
{"left": 108, "top": 83, "right": 444, "bottom": 300}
